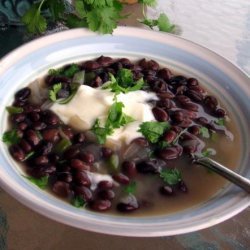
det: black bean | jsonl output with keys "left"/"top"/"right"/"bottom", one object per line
{"left": 82, "top": 60, "right": 101, "bottom": 71}
{"left": 11, "top": 113, "right": 25, "bottom": 123}
{"left": 157, "top": 92, "right": 175, "bottom": 99}
{"left": 71, "top": 159, "right": 90, "bottom": 171}
{"left": 118, "top": 58, "right": 133, "bottom": 68}
{"left": 111, "top": 62, "right": 123, "bottom": 71}
{"left": 15, "top": 87, "right": 31, "bottom": 101}
{"left": 186, "top": 90, "right": 203, "bottom": 102}
{"left": 25, "top": 129, "right": 40, "bottom": 146}
{"left": 175, "top": 95, "right": 191, "bottom": 104}
{"left": 112, "top": 173, "right": 130, "bottom": 185}
{"left": 45, "top": 75, "right": 71, "bottom": 86}
{"left": 18, "top": 122, "right": 28, "bottom": 131}
{"left": 29, "top": 112, "right": 40, "bottom": 122}
{"left": 9, "top": 145, "right": 25, "bottom": 161}
{"left": 74, "top": 133, "right": 85, "bottom": 143}
{"left": 175, "top": 85, "right": 188, "bottom": 95}
{"left": 152, "top": 107, "right": 169, "bottom": 121}
{"left": 79, "top": 151, "right": 95, "bottom": 164}
{"left": 90, "top": 199, "right": 111, "bottom": 211}
{"left": 122, "top": 161, "right": 137, "bottom": 177}
{"left": 136, "top": 159, "right": 161, "bottom": 174}
{"left": 158, "top": 68, "right": 173, "bottom": 81}
{"left": 169, "top": 76, "right": 187, "bottom": 86}
{"left": 157, "top": 99, "right": 174, "bottom": 109}
{"left": 96, "top": 56, "right": 114, "bottom": 67}
{"left": 42, "top": 129, "right": 59, "bottom": 142}
{"left": 101, "top": 147, "right": 113, "bottom": 159}
{"left": 196, "top": 117, "right": 209, "bottom": 126}
{"left": 171, "top": 110, "right": 185, "bottom": 122}
{"left": 163, "top": 130, "right": 177, "bottom": 144}
{"left": 58, "top": 172, "right": 73, "bottom": 183}
{"left": 39, "top": 141, "right": 53, "bottom": 155}
{"left": 61, "top": 126, "right": 74, "bottom": 140}
{"left": 74, "top": 171, "right": 91, "bottom": 187}
{"left": 188, "top": 125, "right": 201, "bottom": 136}
{"left": 98, "top": 181, "right": 113, "bottom": 190}
{"left": 91, "top": 76, "right": 103, "bottom": 88}
{"left": 178, "top": 181, "right": 188, "bottom": 193}
{"left": 98, "top": 190, "right": 115, "bottom": 200}
{"left": 52, "top": 181, "right": 71, "bottom": 198}
{"left": 215, "top": 108, "right": 226, "bottom": 118}
{"left": 187, "top": 78, "right": 199, "bottom": 87}
{"left": 204, "top": 95, "right": 218, "bottom": 111}
{"left": 19, "top": 139, "right": 32, "bottom": 153}
{"left": 42, "top": 111, "right": 59, "bottom": 126}
{"left": 150, "top": 79, "right": 167, "bottom": 93}
{"left": 48, "top": 154, "right": 60, "bottom": 164}
{"left": 189, "top": 85, "right": 205, "bottom": 94}
{"left": 34, "top": 155, "right": 49, "bottom": 166}
{"left": 117, "top": 195, "right": 139, "bottom": 212}
{"left": 33, "top": 121, "right": 47, "bottom": 130}
{"left": 132, "top": 137, "right": 149, "bottom": 147}
{"left": 74, "top": 186, "right": 93, "bottom": 202}
{"left": 182, "top": 102, "right": 199, "bottom": 112}
{"left": 64, "top": 145, "right": 80, "bottom": 160}
{"left": 178, "top": 119, "right": 192, "bottom": 128}
{"left": 160, "top": 185, "right": 174, "bottom": 196}
{"left": 158, "top": 147, "right": 180, "bottom": 160}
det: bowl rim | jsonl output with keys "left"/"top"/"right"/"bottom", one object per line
{"left": 0, "top": 27, "right": 249, "bottom": 237}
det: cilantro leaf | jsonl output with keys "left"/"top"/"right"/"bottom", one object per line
{"left": 65, "top": 14, "right": 88, "bottom": 28}
{"left": 72, "top": 196, "right": 86, "bottom": 208}
{"left": 138, "top": 18, "right": 158, "bottom": 29}
{"left": 139, "top": 121, "right": 170, "bottom": 143}
{"left": 123, "top": 181, "right": 137, "bottom": 194}
{"left": 21, "top": 0, "right": 47, "bottom": 34}
{"left": 117, "top": 68, "right": 133, "bottom": 88}
{"left": 2, "top": 130, "right": 21, "bottom": 145}
{"left": 160, "top": 168, "right": 182, "bottom": 185}
{"left": 48, "top": 68, "right": 63, "bottom": 76}
{"left": 49, "top": 83, "right": 62, "bottom": 102}
{"left": 85, "top": 0, "right": 114, "bottom": 7}
{"left": 86, "top": 6, "right": 121, "bottom": 34}
{"left": 199, "top": 127, "right": 210, "bottom": 138}
{"left": 75, "top": 0, "right": 86, "bottom": 18}
{"left": 91, "top": 119, "right": 113, "bottom": 144}
{"left": 6, "top": 106, "right": 24, "bottom": 114}
{"left": 57, "top": 83, "right": 80, "bottom": 104}
{"left": 106, "top": 101, "right": 134, "bottom": 128}
{"left": 201, "top": 148, "right": 216, "bottom": 157}
{"left": 63, "top": 64, "right": 80, "bottom": 78}
{"left": 24, "top": 175, "right": 49, "bottom": 189}
{"left": 45, "top": 0, "right": 65, "bottom": 21}
{"left": 215, "top": 118, "right": 225, "bottom": 126}
{"left": 158, "top": 140, "right": 170, "bottom": 149}
{"left": 157, "top": 13, "right": 175, "bottom": 33}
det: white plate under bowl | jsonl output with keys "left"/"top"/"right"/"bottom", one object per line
{"left": 0, "top": 28, "right": 249, "bottom": 237}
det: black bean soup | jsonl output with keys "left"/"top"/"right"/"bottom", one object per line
{"left": 3, "top": 56, "right": 241, "bottom": 216}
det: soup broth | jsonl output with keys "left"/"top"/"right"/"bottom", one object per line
{"left": 3, "top": 56, "right": 241, "bottom": 216}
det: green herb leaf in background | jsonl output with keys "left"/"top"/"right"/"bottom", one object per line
{"left": 160, "top": 168, "right": 182, "bottom": 185}
{"left": 157, "top": 13, "right": 175, "bottom": 33}
{"left": 215, "top": 118, "right": 225, "bottom": 126}
{"left": 91, "top": 119, "right": 113, "bottom": 144}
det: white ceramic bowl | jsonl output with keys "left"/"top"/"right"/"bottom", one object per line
{"left": 0, "top": 28, "right": 249, "bottom": 237}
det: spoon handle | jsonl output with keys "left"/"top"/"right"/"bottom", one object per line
{"left": 194, "top": 157, "right": 250, "bottom": 193}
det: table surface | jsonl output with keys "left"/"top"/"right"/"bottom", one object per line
{"left": 0, "top": 1, "right": 249, "bottom": 249}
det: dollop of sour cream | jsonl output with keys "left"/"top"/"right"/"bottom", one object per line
{"left": 50, "top": 85, "right": 158, "bottom": 145}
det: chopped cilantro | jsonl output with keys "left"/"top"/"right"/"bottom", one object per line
{"left": 91, "top": 119, "right": 113, "bottom": 144}
{"left": 63, "top": 64, "right": 80, "bottom": 78}
{"left": 2, "top": 129, "right": 20, "bottom": 145}
{"left": 138, "top": 0, "right": 157, "bottom": 6}
{"left": 24, "top": 175, "right": 49, "bottom": 189}
{"left": 54, "top": 138, "right": 72, "bottom": 154}
{"left": 103, "top": 71, "right": 144, "bottom": 94}
{"left": 91, "top": 100, "right": 134, "bottom": 144}
{"left": 160, "top": 168, "right": 182, "bottom": 185}
{"left": 6, "top": 106, "right": 24, "bottom": 114}
{"left": 199, "top": 127, "right": 210, "bottom": 138}
{"left": 138, "top": 121, "right": 170, "bottom": 143}
{"left": 123, "top": 181, "right": 137, "bottom": 195}
{"left": 49, "top": 83, "right": 62, "bottom": 102}
{"left": 157, "top": 140, "right": 170, "bottom": 149}
{"left": 201, "top": 148, "right": 216, "bottom": 157}
{"left": 108, "top": 154, "right": 120, "bottom": 173}
{"left": 72, "top": 196, "right": 86, "bottom": 208}
{"left": 215, "top": 118, "right": 225, "bottom": 126}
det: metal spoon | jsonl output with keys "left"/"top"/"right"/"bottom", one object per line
{"left": 193, "top": 156, "right": 250, "bottom": 193}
